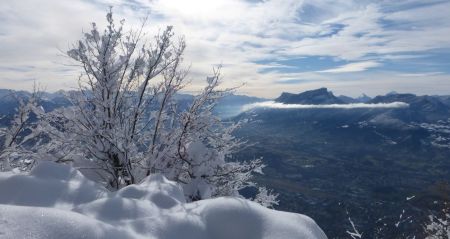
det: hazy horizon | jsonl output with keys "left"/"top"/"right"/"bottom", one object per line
{"left": 1, "top": 86, "right": 449, "bottom": 100}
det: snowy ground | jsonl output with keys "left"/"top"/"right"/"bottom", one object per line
{"left": 0, "top": 161, "right": 327, "bottom": 239}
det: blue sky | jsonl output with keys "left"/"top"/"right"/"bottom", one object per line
{"left": 0, "top": 0, "right": 449, "bottom": 97}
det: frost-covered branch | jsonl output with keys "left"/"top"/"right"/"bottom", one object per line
{"left": 0, "top": 88, "right": 45, "bottom": 171}
{"left": 346, "top": 216, "right": 363, "bottom": 239}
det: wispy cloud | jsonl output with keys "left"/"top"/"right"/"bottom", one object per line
{"left": 318, "top": 61, "right": 381, "bottom": 73}
{"left": 275, "top": 79, "right": 317, "bottom": 84}
{"left": 397, "top": 72, "right": 444, "bottom": 77}
{"left": 242, "top": 101, "right": 409, "bottom": 111}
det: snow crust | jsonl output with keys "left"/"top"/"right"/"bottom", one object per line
{"left": 0, "top": 161, "right": 327, "bottom": 239}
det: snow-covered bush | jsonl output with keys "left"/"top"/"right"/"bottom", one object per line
{"left": 20, "top": 9, "right": 271, "bottom": 204}
{"left": 254, "top": 187, "right": 279, "bottom": 208}
{"left": 0, "top": 89, "right": 45, "bottom": 171}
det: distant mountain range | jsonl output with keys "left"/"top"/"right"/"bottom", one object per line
{"left": 2, "top": 87, "right": 449, "bottom": 121}
{"left": 0, "top": 89, "right": 71, "bottom": 115}
{"left": 275, "top": 88, "right": 345, "bottom": 104}
{"left": 265, "top": 87, "right": 450, "bottom": 124}
{"left": 338, "top": 93, "right": 371, "bottom": 103}
{"left": 0, "top": 89, "right": 265, "bottom": 123}
{"left": 275, "top": 88, "right": 374, "bottom": 105}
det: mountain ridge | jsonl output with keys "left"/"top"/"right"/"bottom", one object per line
{"left": 275, "top": 88, "right": 345, "bottom": 104}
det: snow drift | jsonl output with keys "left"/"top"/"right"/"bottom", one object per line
{"left": 0, "top": 161, "right": 327, "bottom": 239}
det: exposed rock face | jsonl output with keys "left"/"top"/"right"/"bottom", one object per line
{"left": 275, "top": 88, "right": 344, "bottom": 105}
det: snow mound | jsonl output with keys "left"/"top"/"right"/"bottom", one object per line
{"left": 117, "top": 174, "right": 185, "bottom": 207}
{"left": 190, "top": 197, "right": 326, "bottom": 239}
{"left": 0, "top": 205, "right": 131, "bottom": 239}
{"left": 0, "top": 161, "right": 109, "bottom": 209}
{"left": 0, "top": 161, "right": 327, "bottom": 239}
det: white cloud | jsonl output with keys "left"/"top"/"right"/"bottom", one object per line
{"left": 0, "top": 0, "right": 449, "bottom": 96}
{"left": 397, "top": 72, "right": 444, "bottom": 77}
{"left": 318, "top": 61, "right": 381, "bottom": 73}
{"left": 242, "top": 101, "right": 409, "bottom": 111}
